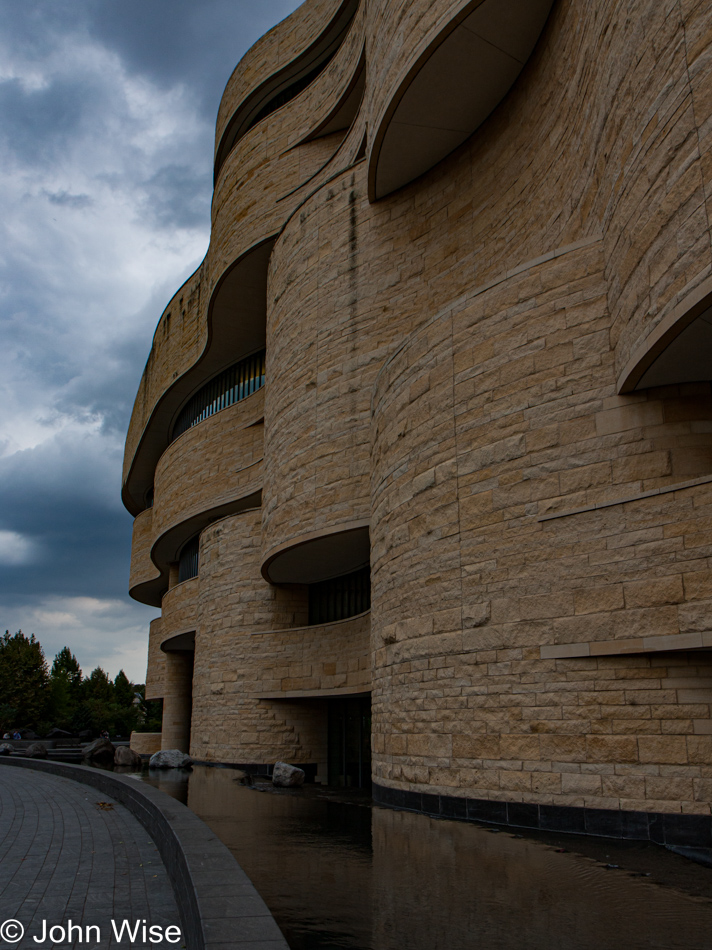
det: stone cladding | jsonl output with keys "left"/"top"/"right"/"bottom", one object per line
{"left": 124, "top": 0, "right": 712, "bottom": 825}
{"left": 191, "top": 509, "right": 370, "bottom": 773}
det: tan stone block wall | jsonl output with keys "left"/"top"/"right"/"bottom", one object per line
{"left": 161, "top": 577, "right": 198, "bottom": 643}
{"left": 263, "top": 170, "right": 380, "bottom": 564}
{"left": 370, "top": 241, "right": 712, "bottom": 813}
{"left": 130, "top": 0, "right": 712, "bottom": 815}
{"left": 162, "top": 650, "right": 194, "bottom": 753}
{"left": 599, "top": 0, "right": 712, "bottom": 380}
{"left": 145, "top": 617, "right": 166, "bottom": 701}
{"left": 215, "top": 0, "right": 348, "bottom": 151}
{"left": 129, "top": 732, "right": 162, "bottom": 756}
{"left": 211, "top": 17, "right": 364, "bottom": 283}
{"left": 124, "top": 6, "right": 366, "bottom": 509}
{"left": 365, "top": 0, "right": 474, "bottom": 159}
{"left": 190, "top": 509, "right": 370, "bottom": 767}
{"left": 123, "top": 266, "right": 205, "bottom": 489}
{"left": 129, "top": 507, "right": 159, "bottom": 595}
{"left": 152, "top": 391, "right": 265, "bottom": 541}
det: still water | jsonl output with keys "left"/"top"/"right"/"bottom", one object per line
{"left": 141, "top": 766, "right": 712, "bottom": 950}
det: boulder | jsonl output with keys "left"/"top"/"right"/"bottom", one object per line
{"left": 114, "top": 746, "right": 142, "bottom": 768}
{"left": 25, "top": 742, "right": 48, "bottom": 759}
{"left": 0, "top": 743, "right": 13, "bottom": 756}
{"left": 149, "top": 749, "right": 193, "bottom": 769}
{"left": 272, "top": 761, "right": 305, "bottom": 787}
{"left": 82, "top": 737, "right": 116, "bottom": 764}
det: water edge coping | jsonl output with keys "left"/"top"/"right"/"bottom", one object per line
{"left": 0, "top": 756, "right": 289, "bottom": 950}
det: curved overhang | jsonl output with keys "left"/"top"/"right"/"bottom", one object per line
{"left": 129, "top": 494, "right": 262, "bottom": 608}
{"left": 262, "top": 521, "right": 369, "bottom": 584}
{"left": 368, "top": 0, "right": 555, "bottom": 200}
{"left": 122, "top": 238, "right": 274, "bottom": 516}
{"left": 161, "top": 631, "right": 195, "bottom": 653}
{"left": 617, "top": 278, "right": 712, "bottom": 393}
{"left": 301, "top": 49, "right": 366, "bottom": 143}
{"left": 129, "top": 573, "right": 168, "bottom": 611}
{"left": 215, "top": 0, "right": 359, "bottom": 182}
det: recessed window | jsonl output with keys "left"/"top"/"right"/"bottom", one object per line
{"left": 308, "top": 566, "right": 370, "bottom": 625}
{"left": 178, "top": 535, "right": 200, "bottom": 583}
{"left": 172, "top": 350, "right": 265, "bottom": 442}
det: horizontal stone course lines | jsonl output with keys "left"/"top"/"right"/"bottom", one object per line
{"left": 215, "top": 0, "right": 348, "bottom": 154}
{"left": 124, "top": 4, "right": 368, "bottom": 514}
{"left": 125, "top": 0, "right": 712, "bottom": 824}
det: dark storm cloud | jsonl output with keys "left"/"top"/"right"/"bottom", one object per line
{"left": 83, "top": 0, "right": 301, "bottom": 112}
{"left": 0, "top": 433, "right": 129, "bottom": 599}
{"left": 53, "top": 334, "right": 158, "bottom": 437}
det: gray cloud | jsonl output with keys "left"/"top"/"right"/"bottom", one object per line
{"left": 44, "top": 190, "right": 94, "bottom": 209}
{"left": 0, "top": 77, "right": 87, "bottom": 166}
{"left": 83, "top": 0, "right": 303, "bottom": 112}
{"left": 0, "top": 0, "right": 302, "bottom": 678}
{"left": 140, "top": 164, "right": 209, "bottom": 231}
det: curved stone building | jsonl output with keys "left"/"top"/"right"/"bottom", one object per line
{"left": 126, "top": 0, "right": 712, "bottom": 839}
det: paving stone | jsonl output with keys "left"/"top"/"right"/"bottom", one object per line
{"left": 0, "top": 767, "right": 181, "bottom": 949}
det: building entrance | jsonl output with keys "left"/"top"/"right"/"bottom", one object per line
{"left": 327, "top": 696, "right": 371, "bottom": 788}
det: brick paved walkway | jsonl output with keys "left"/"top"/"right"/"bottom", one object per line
{"left": 0, "top": 767, "right": 181, "bottom": 948}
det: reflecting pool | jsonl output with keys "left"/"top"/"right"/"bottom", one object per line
{"left": 141, "top": 766, "right": 712, "bottom": 950}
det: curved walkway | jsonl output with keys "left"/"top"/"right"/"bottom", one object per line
{"left": 0, "top": 766, "right": 179, "bottom": 948}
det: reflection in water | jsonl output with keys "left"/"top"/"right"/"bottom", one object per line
{"left": 140, "top": 767, "right": 712, "bottom": 950}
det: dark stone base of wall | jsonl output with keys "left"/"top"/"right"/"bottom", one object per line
{"left": 372, "top": 782, "right": 712, "bottom": 849}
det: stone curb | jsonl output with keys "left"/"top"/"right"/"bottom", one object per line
{"left": 0, "top": 757, "right": 289, "bottom": 950}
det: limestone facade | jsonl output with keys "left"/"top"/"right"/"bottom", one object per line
{"left": 125, "top": 0, "right": 712, "bottom": 826}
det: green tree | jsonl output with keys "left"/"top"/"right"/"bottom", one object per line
{"left": 52, "top": 647, "right": 82, "bottom": 688}
{"left": 48, "top": 647, "right": 83, "bottom": 729}
{"left": 0, "top": 630, "right": 50, "bottom": 731}
{"left": 113, "top": 669, "right": 134, "bottom": 706}
{"left": 113, "top": 670, "right": 140, "bottom": 736}
{"left": 78, "top": 667, "right": 116, "bottom": 733}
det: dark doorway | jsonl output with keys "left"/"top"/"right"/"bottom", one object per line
{"left": 328, "top": 696, "right": 371, "bottom": 788}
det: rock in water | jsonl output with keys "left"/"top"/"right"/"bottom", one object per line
{"left": 114, "top": 746, "right": 142, "bottom": 767}
{"left": 149, "top": 749, "right": 193, "bottom": 769}
{"left": 272, "top": 761, "right": 305, "bottom": 787}
{"left": 82, "top": 737, "right": 116, "bottom": 764}
{"left": 25, "top": 742, "right": 48, "bottom": 759}
{"left": 0, "top": 743, "right": 13, "bottom": 755}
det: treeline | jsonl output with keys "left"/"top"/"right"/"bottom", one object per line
{"left": 0, "top": 630, "right": 161, "bottom": 737}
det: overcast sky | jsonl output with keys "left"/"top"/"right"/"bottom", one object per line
{"left": 0, "top": 0, "right": 302, "bottom": 681}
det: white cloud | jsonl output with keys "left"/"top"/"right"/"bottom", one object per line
{"left": 2, "top": 595, "right": 159, "bottom": 682}
{"left": 0, "top": 530, "right": 39, "bottom": 566}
